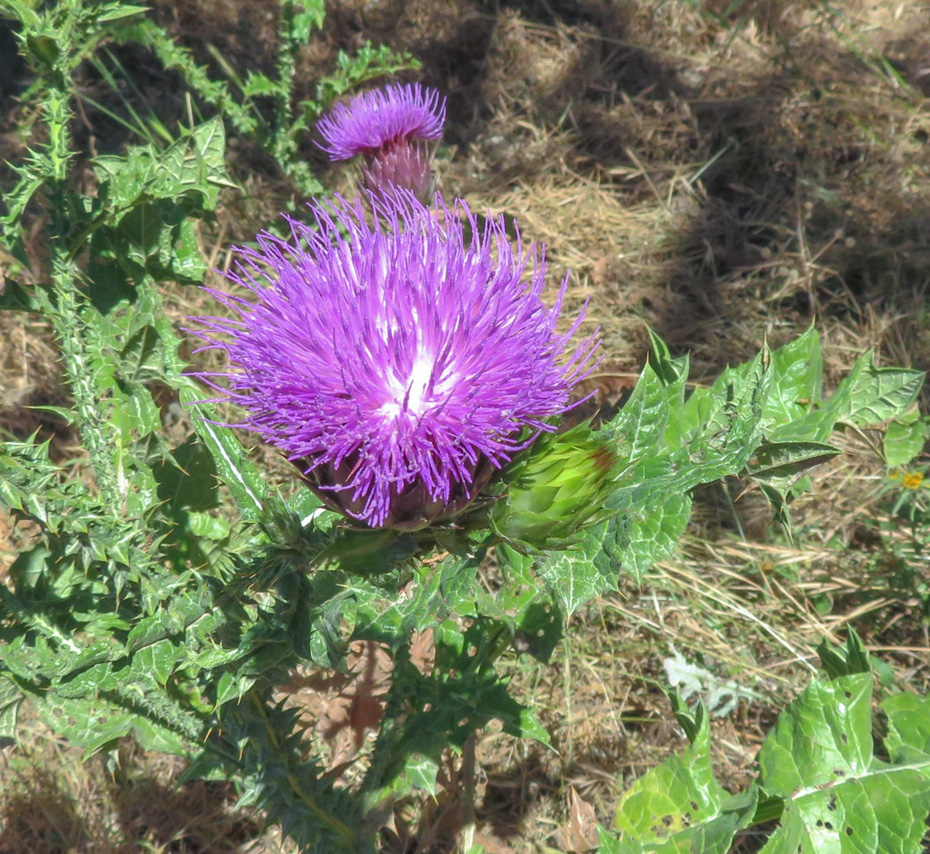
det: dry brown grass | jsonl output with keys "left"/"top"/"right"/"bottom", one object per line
{"left": 2, "top": 0, "right": 930, "bottom": 851}
{"left": 0, "top": 710, "right": 292, "bottom": 854}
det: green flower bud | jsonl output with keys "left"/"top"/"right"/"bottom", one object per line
{"left": 490, "top": 422, "right": 620, "bottom": 551}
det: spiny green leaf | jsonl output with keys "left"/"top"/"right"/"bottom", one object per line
{"left": 243, "top": 70, "right": 279, "bottom": 97}
{"left": 286, "top": 0, "right": 325, "bottom": 42}
{"left": 206, "top": 695, "right": 365, "bottom": 853}
{"left": 764, "top": 325, "right": 824, "bottom": 428}
{"left": 354, "top": 550, "right": 482, "bottom": 646}
{"left": 0, "top": 0, "right": 42, "bottom": 28}
{"left": 310, "top": 42, "right": 419, "bottom": 108}
{"left": 94, "top": 3, "right": 149, "bottom": 23}
{"left": 537, "top": 520, "right": 623, "bottom": 614}
{"left": 152, "top": 435, "right": 220, "bottom": 513}
{"left": 842, "top": 354, "right": 924, "bottom": 427}
{"left": 603, "top": 362, "right": 672, "bottom": 457}
{"left": 180, "top": 385, "right": 273, "bottom": 521}
{"left": 816, "top": 629, "right": 871, "bottom": 680}
{"left": 0, "top": 149, "right": 52, "bottom": 251}
{"left": 745, "top": 440, "right": 841, "bottom": 513}
{"left": 745, "top": 441, "right": 841, "bottom": 482}
{"left": 93, "top": 116, "right": 232, "bottom": 212}
{"left": 0, "top": 675, "right": 23, "bottom": 741}
{"left": 621, "top": 491, "right": 692, "bottom": 583}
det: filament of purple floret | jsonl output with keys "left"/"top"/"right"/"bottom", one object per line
{"left": 189, "top": 190, "right": 599, "bottom": 527}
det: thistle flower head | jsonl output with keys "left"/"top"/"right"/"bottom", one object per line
{"left": 191, "top": 191, "right": 598, "bottom": 529}
{"left": 317, "top": 83, "right": 446, "bottom": 201}
{"left": 317, "top": 82, "right": 446, "bottom": 160}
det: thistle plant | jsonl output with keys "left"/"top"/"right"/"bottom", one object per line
{"left": 2, "top": 1, "right": 930, "bottom": 852}
{"left": 191, "top": 190, "right": 596, "bottom": 529}
{"left": 317, "top": 83, "right": 446, "bottom": 201}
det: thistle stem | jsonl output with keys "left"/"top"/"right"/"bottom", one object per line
{"left": 458, "top": 733, "right": 477, "bottom": 854}
{"left": 40, "top": 7, "right": 123, "bottom": 513}
{"left": 273, "top": 0, "right": 300, "bottom": 173}
{"left": 248, "top": 693, "right": 359, "bottom": 850}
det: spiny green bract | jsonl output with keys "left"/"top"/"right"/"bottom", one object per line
{"left": 490, "top": 421, "right": 622, "bottom": 551}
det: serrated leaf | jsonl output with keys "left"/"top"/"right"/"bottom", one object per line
{"left": 679, "top": 344, "right": 773, "bottom": 448}
{"left": 745, "top": 440, "right": 841, "bottom": 510}
{"left": 537, "top": 521, "right": 621, "bottom": 615}
{"left": 152, "top": 435, "right": 220, "bottom": 513}
{"left": 0, "top": 0, "right": 41, "bottom": 27}
{"left": 1, "top": 150, "right": 51, "bottom": 251}
{"left": 477, "top": 545, "right": 562, "bottom": 662}
{"left": 180, "top": 386, "right": 271, "bottom": 520}
{"left": 771, "top": 352, "right": 924, "bottom": 445}
{"left": 817, "top": 629, "right": 871, "bottom": 680}
{"left": 621, "top": 491, "right": 692, "bottom": 583}
{"left": 26, "top": 33, "right": 59, "bottom": 66}
{"left": 393, "top": 753, "right": 441, "bottom": 796}
{"left": 883, "top": 692, "right": 930, "bottom": 766}
{"left": 242, "top": 70, "right": 279, "bottom": 97}
{"left": 132, "top": 639, "right": 182, "bottom": 686}
{"left": 0, "top": 674, "right": 23, "bottom": 740}
{"left": 513, "top": 599, "right": 563, "bottom": 663}
{"left": 602, "top": 362, "right": 671, "bottom": 457}
{"left": 288, "top": 0, "right": 325, "bottom": 42}
{"left": 33, "top": 694, "right": 134, "bottom": 754}
{"left": 758, "top": 673, "right": 930, "bottom": 853}
{"left": 580, "top": 341, "right": 774, "bottom": 594}
{"left": 646, "top": 327, "right": 690, "bottom": 388}
{"left": 94, "top": 116, "right": 232, "bottom": 212}
{"left": 94, "top": 3, "right": 149, "bottom": 22}
{"left": 842, "top": 356, "right": 924, "bottom": 427}
{"left": 355, "top": 551, "right": 481, "bottom": 646}
{"left": 746, "top": 441, "right": 840, "bottom": 482}
{"left": 130, "top": 714, "right": 192, "bottom": 754}
{"left": 215, "top": 671, "right": 257, "bottom": 707}
{"left": 764, "top": 325, "right": 824, "bottom": 429}
{"left": 610, "top": 702, "right": 756, "bottom": 852}
{"left": 315, "top": 528, "right": 418, "bottom": 576}
{"left": 884, "top": 410, "right": 930, "bottom": 468}
{"left": 644, "top": 327, "right": 690, "bottom": 449}
{"left": 311, "top": 42, "right": 419, "bottom": 107}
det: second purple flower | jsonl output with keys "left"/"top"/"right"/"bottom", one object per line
{"left": 317, "top": 82, "right": 446, "bottom": 202}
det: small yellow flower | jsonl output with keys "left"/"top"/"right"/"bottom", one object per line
{"left": 902, "top": 472, "right": 925, "bottom": 490}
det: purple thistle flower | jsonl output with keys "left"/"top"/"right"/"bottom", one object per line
{"left": 316, "top": 83, "right": 446, "bottom": 202}
{"left": 317, "top": 83, "right": 445, "bottom": 160}
{"left": 190, "top": 191, "right": 598, "bottom": 530}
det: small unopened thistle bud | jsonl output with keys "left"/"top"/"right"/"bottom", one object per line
{"left": 317, "top": 82, "right": 446, "bottom": 203}
{"left": 490, "top": 422, "right": 621, "bottom": 551}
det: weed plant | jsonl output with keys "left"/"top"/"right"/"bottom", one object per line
{"left": 1, "top": 1, "right": 930, "bottom": 852}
